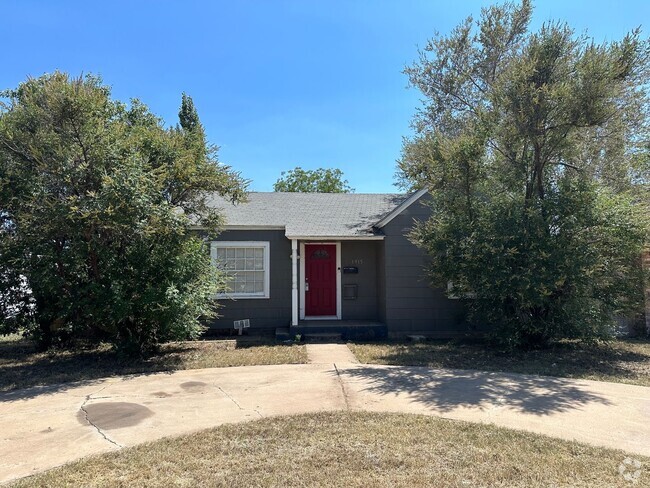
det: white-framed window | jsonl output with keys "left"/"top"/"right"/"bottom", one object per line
{"left": 211, "top": 241, "right": 270, "bottom": 299}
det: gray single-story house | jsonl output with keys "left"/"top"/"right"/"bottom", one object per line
{"left": 205, "top": 190, "right": 467, "bottom": 339}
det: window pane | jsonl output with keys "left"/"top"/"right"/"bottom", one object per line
{"left": 215, "top": 244, "right": 267, "bottom": 296}
{"left": 233, "top": 278, "right": 246, "bottom": 293}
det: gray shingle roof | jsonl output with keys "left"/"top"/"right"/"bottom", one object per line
{"left": 206, "top": 192, "right": 408, "bottom": 238}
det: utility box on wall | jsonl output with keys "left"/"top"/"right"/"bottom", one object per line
{"left": 343, "top": 284, "right": 358, "bottom": 300}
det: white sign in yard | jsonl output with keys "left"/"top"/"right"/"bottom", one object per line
{"left": 233, "top": 319, "right": 250, "bottom": 335}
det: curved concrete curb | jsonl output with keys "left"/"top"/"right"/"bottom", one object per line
{"left": 1, "top": 363, "right": 649, "bottom": 484}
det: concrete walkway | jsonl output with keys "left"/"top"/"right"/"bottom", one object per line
{"left": 306, "top": 343, "right": 359, "bottom": 364}
{"left": 1, "top": 362, "right": 650, "bottom": 483}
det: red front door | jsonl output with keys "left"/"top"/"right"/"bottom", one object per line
{"left": 305, "top": 244, "right": 337, "bottom": 316}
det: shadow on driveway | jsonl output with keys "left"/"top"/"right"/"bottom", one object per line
{"left": 339, "top": 366, "right": 613, "bottom": 415}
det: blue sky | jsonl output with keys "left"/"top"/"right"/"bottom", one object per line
{"left": 2, "top": 1, "right": 648, "bottom": 192}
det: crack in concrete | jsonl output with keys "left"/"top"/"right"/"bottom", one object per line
{"left": 85, "top": 385, "right": 108, "bottom": 400}
{"left": 215, "top": 384, "right": 264, "bottom": 419}
{"left": 79, "top": 387, "right": 123, "bottom": 449}
{"left": 215, "top": 385, "right": 244, "bottom": 411}
{"left": 333, "top": 363, "right": 350, "bottom": 411}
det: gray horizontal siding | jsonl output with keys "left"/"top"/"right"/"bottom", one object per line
{"left": 341, "top": 241, "right": 379, "bottom": 321}
{"left": 206, "top": 192, "right": 469, "bottom": 337}
{"left": 384, "top": 254, "right": 432, "bottom": 268}
{"left": 382, "top": 195, "right": 467, "bottom": 337}
{"left": 211, "top": 235, "right": 383, "bottom": 329}
{"left": 209, "top": 229, "right": 291, "bottom": 330}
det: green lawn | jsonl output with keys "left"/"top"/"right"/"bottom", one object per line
{"left": 12, "top": 412, "right": 648, "bottom": 487}
{"left": 349, "top": 338, "right": 650, "bottom": 387}
{"left": 0, "top": 335, "right": 307, "bottom": 393}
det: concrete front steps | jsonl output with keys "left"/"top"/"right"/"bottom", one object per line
{"left": 276, "top": 328, "right": 343, "bottom": 343}
{"left": 276, "top": 320, "right": 387, "bottom": 342}
{"left": 303, "top": 332, "right": 343, "bottom": 342}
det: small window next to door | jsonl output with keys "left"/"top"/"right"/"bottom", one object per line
{"left": 311, "top": 248, "right": 330, "bottom": 259}
{"left": 211, "top": 241, "right": 270, "bottom": 299}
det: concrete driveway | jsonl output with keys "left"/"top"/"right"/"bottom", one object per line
{"left": 1, "top": 360, "right": 650, "bottom": 483}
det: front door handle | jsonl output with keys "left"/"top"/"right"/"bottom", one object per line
{"left": 305, "top": 282, "right": 309, "bottom": 292}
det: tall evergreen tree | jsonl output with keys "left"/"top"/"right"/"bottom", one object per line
{"left": 178, "top": 92, "right": 201, "bottom": 133}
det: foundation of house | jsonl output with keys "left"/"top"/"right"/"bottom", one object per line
{"left": 275, "top": 320, "right": 387, "bottom": 342}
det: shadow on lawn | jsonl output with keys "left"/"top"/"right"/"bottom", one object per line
{"left": 340, "top": 365, "right": 613, "bottom": 415}
{"left": 356, "top": 339, "right": 650, "bottom": 386}
{"left": 0, "top": 336, "right": 288, "bottom": 402}
{"left": 0, "top": 340, "right": 178, "bottom": 402}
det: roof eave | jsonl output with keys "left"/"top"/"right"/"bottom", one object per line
{"left": 285, "top": 235, "right": 385, "bottom": 241}
{"left": 188, "top": 225, "right": 286, "bottom": 231}
{"left": 374, "top": 188, "right": 428, "bottom": 228}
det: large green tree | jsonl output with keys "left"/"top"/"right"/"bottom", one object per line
{"left": 273, "top": 167, "right": 354, "bottom": 193}
{"left": 0, "top": 73, "right": 246, "bottom": 354}
{"left": 399, "top": 1, "right": 649, "bottom": 348}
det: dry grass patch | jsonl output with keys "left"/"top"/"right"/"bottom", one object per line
{"left": 349, "top": 339, "right": 650, "bottom": 387}
{"left": 0, "top": 336, "right": 307, "bottom": 393}
{"left": 13, "top": 412, "right": 649, "bottom": 487}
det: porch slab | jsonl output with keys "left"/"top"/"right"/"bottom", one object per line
{"left": 292, "top": 320, "right": 387, "bottom": 341}
{"left": 303, "top": 332, "right": 343, "bottom": 343}
{"left": 298, "top": 320, "right": 385, "bottom": 327}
